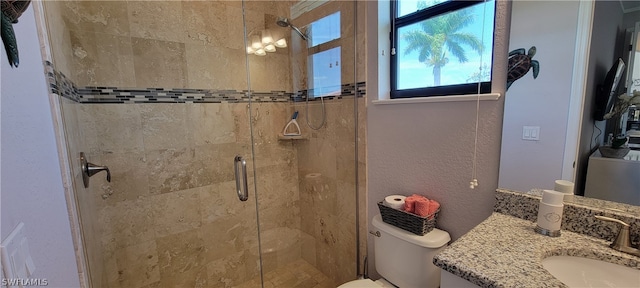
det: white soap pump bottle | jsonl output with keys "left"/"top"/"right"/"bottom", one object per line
{"left": 534, "top": 190, "right": 564, "bottom": 237}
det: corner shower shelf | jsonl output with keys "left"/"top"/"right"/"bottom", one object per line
{"left": 278, "top": 133, "right": 306, "bottom": 140}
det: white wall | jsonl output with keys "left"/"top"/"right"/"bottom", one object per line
{"left": 498, "top": 1, "right": 580, "bottom": 192}
{"left": 365, "top": 0, "right": 510, "bottom": 280}
{"left": 1, "top": 6, "right": 80, "bottom": 288}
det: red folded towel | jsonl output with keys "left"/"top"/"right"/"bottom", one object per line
{"left": 404, "top": 196, "right": 417, "bottom": 213}
{"left": 427, "top": 199, "right": 440, "bottom": 219}
{"left": 414, "top": 197, "right": 431, "bottom": 217}
{"left": 404, "top": 194, "right": 440, "bottom": 218}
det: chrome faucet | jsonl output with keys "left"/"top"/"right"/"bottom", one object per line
{"left": 595, "top": 215, "right": 640, "bottom": 257}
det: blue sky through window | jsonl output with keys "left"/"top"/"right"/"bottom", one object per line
{"left": 308, "top": 12, "right": 341, "bottom": 47}
{"left": 396, "top": 1, "right": 495, "bottom": 90}
{"left": 398, "top": 0, "right": 448, "bottom": 17}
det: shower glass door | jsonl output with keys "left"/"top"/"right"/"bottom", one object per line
{"left": 244, "top": 0, "right": 364, "bottom": 287}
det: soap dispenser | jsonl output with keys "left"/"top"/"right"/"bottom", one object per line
{"left": 534, "top": 190, "right": 564, "bottom": 237}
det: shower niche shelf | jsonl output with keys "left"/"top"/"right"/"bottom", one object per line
{"left": 278, "top": 133, "right": 306, "bottom": 140}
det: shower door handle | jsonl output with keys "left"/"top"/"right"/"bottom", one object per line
{"left": 234, "top": 155, "right": 248, "bottom": 201}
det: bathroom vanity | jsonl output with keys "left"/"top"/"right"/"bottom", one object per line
{"left": 433, "top": 189, "right": 640, "bottom": 288}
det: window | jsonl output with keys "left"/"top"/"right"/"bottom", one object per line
{"left": 310, "top": 47, "right": 342, "bottom": 97}
{"left": 307, "top": 12, "right": 341, "bottom": 98}
{"left": 391, "top": 0, "right": 495, "bottom": 98}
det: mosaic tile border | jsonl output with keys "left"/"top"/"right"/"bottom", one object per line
{"left": 44, "top": 61, "right": 366, "bottom": 104}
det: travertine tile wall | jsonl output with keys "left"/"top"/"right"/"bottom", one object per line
{"left": 42, "top": 1, "right": 366, "bottom": 287}
{"left": 46, "top": 0, "right": 295, "bottom": 91}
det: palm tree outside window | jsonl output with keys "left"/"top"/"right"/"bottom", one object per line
{"left": 391, "top": 0, "right": 495, "bottom": 98}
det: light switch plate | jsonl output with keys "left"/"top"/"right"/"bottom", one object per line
{"left": 522, "top": 126, "right": 540, "bottom": 141}
{"left": 1, "top": 222, "right": 35, "bottom": 286}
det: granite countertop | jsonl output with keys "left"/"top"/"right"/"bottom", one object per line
{"left": 433, "top": 213, "right": 640, "bottom": 288}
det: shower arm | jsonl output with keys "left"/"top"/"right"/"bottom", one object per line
{"left": 290, "top": 25, "right": 309, "bottom": 41}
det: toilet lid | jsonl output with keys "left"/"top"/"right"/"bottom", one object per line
{"left": 337, "top": 279, "right": 382, "bottom": 288}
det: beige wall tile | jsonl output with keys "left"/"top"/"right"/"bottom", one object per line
{"left": 43, "top": 1, "right": 75, "bottom": 81}
{"left": 100, "top": 198, "right": 155, "bottom": 249}
{"left": 184, "top": 43, "right": 249, "bottom": 90}
{"left": 61, "top": 1, "right": 130, "bottom": 36}
{"left": 187, "top": 103, "right": 236, "bottom": 145}
{"left": 223, "top": 4, "right": 248, "bottom": 51}
{"left": 232, "top": 103, "right": 252, "bottom": 144}
{"left": 247, "top": 52, "right": 292, "bottom": 92}
{"left": 249, "top": 102, "right": 291, "bottom": 146}
{"left": 195, "top": 142, "right": 251, "bottom": 185}
{"left": 333, "top": 98, "right": 356, "bottom": 141}
{"left": 254, "top": 163, "right": 299, "bottom": 209}
{"left": 253, "top": 143, "right": 297, "bottom": 170}
{"left": 258, "top": 200, "right": 300, "bottom": 232}
{"left": 114, "top": 240, "right": 160, "bottom": 287}
{"left": 248, "top": 103, "right": 276, "bottom": 146}
{"left": 199, "top": 211, "right": 258, "bottom": 263}
{"left": 297, "top": 137, "right": 337, "bottom": 180}
{"left": 182, "top": 1, "right": 230, "bottom": 47}
{"left": 336, "top": 140, "right": 356, "bottom": 184}
{"left": 138, "top": 103, "right": 190, "bottom": 150}
{"left": 156, "top": 229, "right": 207, "bottom": 287}
{"left": 88, "top": 104, "right": 144, "bottom": 154}
{"left": 90, "top": 151, "right": 150, "bottom": 204}
{"left": 151, "top": 188, "right": 202, "bottom": 238}
{"left": 314, "top": 237, "right": 338, "bottom": 284}
{"left": 102, "top": 245, "right": 119, "bottom": 287}
{"left": 244, "top": 1, "right": 292, "bottom": 19}
{"left": 198, "top": 181, "right": 255, "bottom": 224}
{"left": 205, "top": 251, "right": 260, "bottom": 287}
{"left": 128, "top": 1, "right": 183, "bottom": 43}
{"left": 132, "top": 37, "right": 187, "bottom": 88}
{"left": 300, "top": 232, "right": 317, "bottom": 267}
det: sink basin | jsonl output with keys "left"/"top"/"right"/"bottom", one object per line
{"left": 542, "top": 256, "right": 640, "bottom": 287}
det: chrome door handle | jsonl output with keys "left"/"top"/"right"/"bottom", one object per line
{"left": 234, "top": 155, "right": 248, "bottom": 201}
{"left": 80, "top": 152, "right": 111, "bottom": 188}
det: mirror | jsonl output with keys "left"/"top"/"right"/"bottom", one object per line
{"left": 499, "top": 0, "right": 640, "bottom": 206}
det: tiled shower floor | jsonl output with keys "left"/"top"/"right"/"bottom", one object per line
{"left": 235, "top": 259, "right": 336, "bottom": 288}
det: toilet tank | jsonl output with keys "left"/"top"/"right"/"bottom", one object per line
{"left": 372, "top": 214, "right": 451, "bottom": 288}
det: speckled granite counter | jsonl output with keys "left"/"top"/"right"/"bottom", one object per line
{"left": 495, "top": 189, "right": 640, "bottom": 244}
{"left": 433, "top": 213, "right": 640, "bottom": 287}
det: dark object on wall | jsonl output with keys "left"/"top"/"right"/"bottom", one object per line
{"left": 1, "top": 0, "right": 32, "bottom": 68}
{"left": 507, "top": 46, "right": 540, "bottom": 90}
{"left": 594, "top": 58, "right": 625, "bottom": 121}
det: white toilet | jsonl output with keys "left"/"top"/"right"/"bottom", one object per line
{"left": 339, "top": 214, "right": 451, "bottom": 288}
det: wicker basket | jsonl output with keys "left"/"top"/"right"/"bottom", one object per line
{"left": 377, "top": 201, "right": 439, "bottom": 236}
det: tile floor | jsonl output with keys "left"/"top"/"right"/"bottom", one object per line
{"left": 235, "top": 259, "right": 336, "bottom": 288}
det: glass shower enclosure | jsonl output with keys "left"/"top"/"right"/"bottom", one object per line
{"left": 39, "top": 0, "right": 365, "bottom": 287}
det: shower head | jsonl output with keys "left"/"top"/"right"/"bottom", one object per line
{"left": 276, "top": 17, "right": 309, "bottom": 41}
{"left": 276, "top": 17, "right": 290, "bottom": 27}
